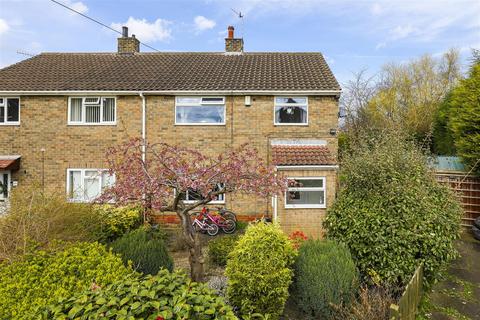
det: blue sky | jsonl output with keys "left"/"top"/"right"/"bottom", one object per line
{"left": 0, "top": 0, "right": 479, "bottom": 84}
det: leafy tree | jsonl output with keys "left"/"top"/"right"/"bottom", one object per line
{"left": 432, "top": 93, "right": 456, "bottom": 155}
{"left": 99, "top": 139, "right": 285, "bottom": 282}
{"left": 447, "top": 63, "right": 480, "bottom": 175}
{"left": 324, "top": 131, "right": 462, "bottom": 287}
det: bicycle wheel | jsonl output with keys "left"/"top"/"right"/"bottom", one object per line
{"left": 221, "top": 210, "right": 237, "bottom": 222}
{"left": 221, "top": 219, "right": 236, "bottom": 234}
{"left": 207, "top": 223, "right": 219, "bottom": 236}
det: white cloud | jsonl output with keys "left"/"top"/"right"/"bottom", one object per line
{"left": 371, "top": 3, "right": 383, "bottom": 16}
{"left": 390, "top": 24, "right": 416, "bottom": 40}
{"left": 111, "top": 17, "right": 172, "bottom": 43}
{"left": 0, "top": 19, "right": 9, "bottom": 36}
{"left": 65, "top": 0, "right": 88, "bottom": 14}
{"left": 375, "top": 42, "right": 386, "bottom": 50}
{"left": 194, "top": 16, "right": 216, "bottom": 33}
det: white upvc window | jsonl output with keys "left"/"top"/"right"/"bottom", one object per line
{"left": 274, "top": 96, "right": 308, "bottom": 125}
{"left": 68, "top": 97, "right": 116, "bottom": 125}
{"left": 285, "top": 177, "right": 326, "bottom": 208}
{"left": 66, "top": 169, "right": 115, "bottom": 202}
{"left": 179, "top": 183, "right": 226, "bottom": 204}
{"left": 175, "top": 96, "right": 226, "bottom": 125}
{"left": 0, "top": 97, "right": 20, "bottom": 125}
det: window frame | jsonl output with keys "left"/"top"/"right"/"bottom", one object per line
{"left": 0, "top": 97, "right": 21, "bottom": 126}
{"left": 174, "top": 96, "right": 226, "bottom": 126}
{"left": 284, "top": 176, "right": 326, "bottom": 209}
{"left": 273, "top": 96, "right": 309, "bottom": 126}
{"left": 178, "top": 183, "right": 226, "bottom": 205}
{"left": 67, "top": 97, "right": 117, "bottom": 126}
{"left": 66, "top": 168, "right": 115, "bottom": 202}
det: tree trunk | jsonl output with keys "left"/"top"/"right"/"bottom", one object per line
{"left": 177, "top": 209, "right": 205, "bottom": 282}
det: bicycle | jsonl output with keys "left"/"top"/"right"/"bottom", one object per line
{"left": 193, "top": 206, "right": 237, "bottom": 222}
{"left": 192, "top": 207, "right": 236, "bottom": 234}
{"left": 192, "top": 214, "right": 219, "bottom": 236}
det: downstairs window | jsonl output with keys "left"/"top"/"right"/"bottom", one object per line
{"left": 67, "top": 169, "right": 115, "bottom": 202}
{"left": 285, "top": 177, "right": 326, "bottom": 208}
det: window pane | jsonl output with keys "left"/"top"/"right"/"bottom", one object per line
{"left": 176, "top": 106, "right": 225, "bottom": 124}
{"left": 288, "top": 179, "right": 323, "bottom": 188}
{"left": 85, "top": 105, "right": 101, "bottom": 123}
{"left": 275, "top": 106, "right": 307, "bottom": 124}
{"left": 101, "top": 171, "right": 115, "bottom": 190}
{"left": 84, "top": 171, "right": 101, "bottom": 200}
{"left": 70, "top": 98, "right": 82, "bottom": 122}
{"left": 176, "top": 97, "right": 201, "bottom": 104}
{"left": 276, "top": 97, "right": 307, "bottom": 104}
{"left": 102, "top": 98, "right": 115, "bottom": 122}
{"left": 286, "top": 190, "right": 324, "bottom": 205}
{"left": 69, "top": 170, "right": 82, "bottom": 200}
{"left": 6, "top": 98, "right": 19, "bottom": 122}
{"left": 0, "top": 106, "right": 4, "bottom": 123}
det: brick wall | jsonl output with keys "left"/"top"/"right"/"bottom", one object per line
{"left": 0, "top": 94, "right": 338, "bottom": 230}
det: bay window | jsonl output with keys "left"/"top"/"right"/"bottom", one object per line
{"left": 68, "top": 97, "right": 116, "bottom": 125}
{"left": 175, "top": 96, "right": 225, "bottom": 125}
{"left": 285, "top": 177, "right": 326, "bottom": 208}
{"left": 0, "top": 97, "right": 20, "bottom": 125}
{"left": 67, "top": 169, "right": 115, "bottom": 202}
{"left": 274, "top": 97, "right": 308, "bottom": 125}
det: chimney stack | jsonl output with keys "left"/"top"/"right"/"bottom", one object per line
{"left": 225, "top": 26, "right": 243, "bottom": 53}
{"left": 117, "top": 26, "right": 140, "bottom": 54}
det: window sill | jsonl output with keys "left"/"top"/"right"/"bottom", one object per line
{"left": 0, "top": 122, "right": 20, "bottom": 126}
{"left": 67, "top": 122, "right": 117, "bottom": 126}
{"left": 274, "top": 123, "right": 309, "bottom": 126}
{"left": 183, "top": 200, "right": 226, "bottom": 205}
{"left": 284, "top": 205, "right": 326, "bottom": 209}
{"left": 174, "top": 123, "right": 226, "bottom": 126}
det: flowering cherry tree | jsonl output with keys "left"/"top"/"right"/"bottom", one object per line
{"left": 99, "top": 138, "right": 286, "bottom": 281}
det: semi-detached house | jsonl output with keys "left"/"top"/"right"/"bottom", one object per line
{"left": 0, "top": 26, "right": 341, "bottom": 237}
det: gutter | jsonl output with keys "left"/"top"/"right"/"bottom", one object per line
{"left": 139, "top": 92, "right": 146, "bottom": 162}
{"left": 0, "top": 89, "right": 342, "bottom": 96}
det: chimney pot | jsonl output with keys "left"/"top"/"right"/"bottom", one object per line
{"left": 122, "top": 26, "right": 128, "bottom": 38}
{"left": 227, "top": 26, "right": 234, "bottom": 39}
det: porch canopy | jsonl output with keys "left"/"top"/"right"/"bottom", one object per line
{"left": 0, "top": 155, "right": 21, "bottom": 171}
{"left": 271, "top": 139, "right": 335, "bottom": 166}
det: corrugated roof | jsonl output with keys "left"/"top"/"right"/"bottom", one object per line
{"left": 0, "top": 52, "right": 340, "bottom": 92}
{"left": 272, "top": 145, "right": 335, "bottom": 166}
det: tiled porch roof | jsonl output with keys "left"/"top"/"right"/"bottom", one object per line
{"left": 271, "top": 145, "right": 335, "bottom": 166}
{"left": 0, "top": 156, "right": 21, "bottom": 171}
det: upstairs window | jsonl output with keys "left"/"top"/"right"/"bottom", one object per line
{"left": 175, "top": 96, "right": 225, "bottom": 125}
{"left": 0, "top": 97, "right": 20, "bottom": 125}
{"left": 274, "top": 97, "right": 308, "bottom": 125}
{"left": 68, "top": 97, "right": 116, "bottom": 125}
{"left": 67, "top": 169, "right": 115, "bottom": 202}
{"left": 285, "top": 177, "right": 325, "bottom": 208}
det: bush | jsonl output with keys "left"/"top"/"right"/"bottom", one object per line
{"left": 292, "top": 240, "right": 358, "bottom": 319}
{"left": 324, "top": 131, "right": 462, "bottom": 286}
{"left": 226, "top": 221, "right": 296, "bottom": 319}
{"left": 208, "top": 235, "right": 239, "bottom": 267}
{"left": 94, "top": 204, "right": 142, "bottom": 242}
{"left": 0, "top": 242, "right": 133, "bottom": 319}
{"left": 44, "top": 269, "right": 237, "bottom": 320}
{"left": 110, "top": 227, "right": 173, "bottom": 274}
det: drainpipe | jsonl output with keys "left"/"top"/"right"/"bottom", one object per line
{"left": 273, "top": 167, "right": 278, "bottom": 222}
{"left": 139, "top": 92, "right": 146, "bottom": 161}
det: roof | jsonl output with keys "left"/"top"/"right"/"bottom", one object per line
{"left": 0, "top": 156, "right": 21, "bottom": 171}
{"left": 0, "top": 52, "right": 340, "bottom": 93}
{"left": 271, "top": 145, "right": 336, "bottom": 166}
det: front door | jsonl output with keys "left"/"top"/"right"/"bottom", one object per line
{"left": 0, "top": 171, "right": 10, "bottom": 201}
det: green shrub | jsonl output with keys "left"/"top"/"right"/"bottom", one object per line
{"left": 110, "top": 227, "right": 173, "bottom": 274}
{"left": 44, "top": 269, "right": 237, "bottom": 320}
{"left": 324, "top": 131, "right": 462, "bottom": 286}
{"left": 293, "top": 240, "right": 358, "bottom": 319}
{"left": 226, "top": 221, "right": 296, "bottom": 319}
{"left": 0, "top": 242, "right": 133, "bottom": 319}
{"left": 95, "top": 205, "right": 142, "bottom": 242}
{"left": 208, "top": 235, "right": 239, "bottom": 267}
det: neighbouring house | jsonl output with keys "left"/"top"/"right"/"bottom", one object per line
{"left": 0, "top": 26, "right": 340, "bottom": 237}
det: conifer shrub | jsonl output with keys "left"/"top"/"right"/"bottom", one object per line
{"left": 226, "top": 221, "right": 296, "bottom": 319}
{"left": 110, "top": 227, "right": 173, "bottom": 274}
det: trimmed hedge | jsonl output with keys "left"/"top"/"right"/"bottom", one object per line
{"left": 208, "top": 235, "right": 239, "bottom": 267}
{"left": 293, "top": 240, "right": 358, "bottom": 319}
{"left": 44, "top": 269, "right": 237, "bottom": 320}
{"left": 0, "top": 242, "right": 133, "bottom": 319}
{"left": 110, "top": 227, "right": 173, "bottom": 274}
{"left": 95, "top": 205, "right": 142, "bottom": 242}
{"left": 226, "top": 221, "right": 296, "bottom": 319}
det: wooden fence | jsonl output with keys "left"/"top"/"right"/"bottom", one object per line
{"left": 390, "top": 264, "right": 423, "bottom": 320}
{"left": 434, "top": 171, "right": 480, "bottom": 227}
